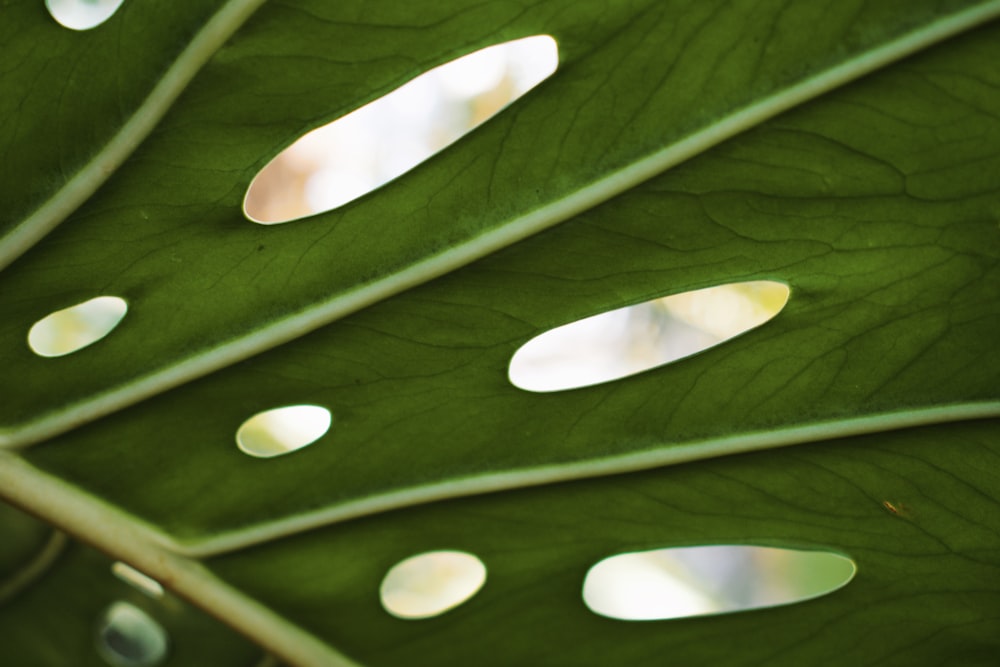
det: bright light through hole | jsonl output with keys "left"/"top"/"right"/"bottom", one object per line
{"left": 583, "top": 545, "right": 855, "bottom": 621}
{"left": 95, "top": 601, "right": 168, "bottom": 667}
{"left": 28, "top": 296, "right": 128, "bottom": 358}
{"left": 380, "top": 550, "right": 487, "bottom": 620}
{"left": 46, "top": 0, "right": 124, "bottom": 30}
{"left": 235, "top": 405, "right": 332, "bottom": 458}
{"left": 244, "top": 35, "right": 558, "bottom": 223}
{"left": 509, "top": 281, "right": 789, "bottom": 392}
{"left": 111, "top": 562, "right": 164, "bottom": 599}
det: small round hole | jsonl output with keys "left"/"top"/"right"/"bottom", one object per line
{"left": 380, "top": 550, "right": 487, "bottom": 619}
{"left": 95, "top": 602, "right": 168, "bottom": 667}
{"left": 28, "top": 296, "right": 128, "bottom": 358}
{"left": 235, "top": 405, "right": 332, "bottom": 458}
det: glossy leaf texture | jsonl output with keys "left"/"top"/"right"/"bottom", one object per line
{"left": 4, "top": 0, "right": 1000, "bottom": 445}
{"left": 19, "top": 19, "right": 1000, "bottom": 546}
{"left": 0, "top": 1, "right": 998, "bottom": 666}
{"left": 208, "top": 419, "right": 1000, "bottom": 667}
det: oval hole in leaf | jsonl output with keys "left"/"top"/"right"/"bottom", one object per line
{"left": 111, "top": 562, "right": 164, "bottom": 599}
{"left": 45, "top": 0, "right": 124, "bottom": 30}
{"left": 509, "top": 280, "right": 789, "bottom": 392}
{"left": 235, "top": 405, "right": 331, "bottom": 458}
{"left": 95, "top": 601, "right": 168, "bottom": 667}
{"left": 28, "top": 296, "right": 128, "bottom": 358}
{"left": 244, "top": 35, "right": 559, "bottom": 224}
{"left": 583, "top": 545, "right": 855, "bottom": 621}
{"left": 380, "top": 550, "right": 487, "bottom": 619}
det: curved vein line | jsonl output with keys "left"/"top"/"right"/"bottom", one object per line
{"left": 0, "top": 0, "right": 269, "bottom": 272}
{"left": 0, "top": 529, "right": 68, "bottom": 605}
{"left": 167, "top": 402, "right": 1000, "bottom": 557}
{"left": 3, "top": 2, "right": 999, "bottom": 450}
{"left": 0, "top": 409, "right": 993, "bottom": 663}
{"left": 0, "top": 452, "right": 359, "bottom": 667}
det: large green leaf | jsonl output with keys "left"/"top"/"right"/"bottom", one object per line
{"left": 211, "top": 419, "right": 1000, "bottom": 667}
{"left": 0, "top": 1, "right": 997, "bottom": 665}
{"left": 4, "top": 0, "right": 999, "bottom": 445}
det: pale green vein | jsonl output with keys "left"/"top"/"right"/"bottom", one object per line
{"left": 0, "top": 530, "right": 67, "bottom": 605}
{"left": 0, "top": 0, "right": 269, "bottom": 272}
{"left": 4, "top": 3, "right": 999, "bottom": 450}
{"left": 0, "top": 452, "right": 360, "bottom": 667}
{"left": 163, "top": 402, "right": 1000, "bottom": 556}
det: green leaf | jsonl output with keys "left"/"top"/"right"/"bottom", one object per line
{"left": 210, "top": 419, "right": 1000, "bottom": 667}
{"left": 4, "top": 0, "right": 998, "bottom": 445}
{"left": 0, "top": 505, "right": 267, "bottom": 666}
{"left": 0, "top": 1, "right": 998, "bottom": 665}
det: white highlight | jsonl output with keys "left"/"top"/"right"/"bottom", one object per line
{"left": 380, "top": 550, "right": 487, "bottom": 619}
{"left": 112, "top": 562, "right": 165, "bottom": 599}
{"left": 236, "top": 405, "right": 332, "bottom": 458}
{"left": 28, "top": 296, "right": 128, "bottom": 358}
{"left": 245, "top": 35, "right": 558, "bottom": 222}
{"left": 583, "top": 545, "right": 856, "bottom": 621}
{"left": 510, "top": 281, "right": 789, "bottom": 392}
{"left": 46, "top": 0, "right": 124, "bottom": 30}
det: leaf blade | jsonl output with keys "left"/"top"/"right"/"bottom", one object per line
{"left": 4, "top": 1, "right": 997, "bottom": 446}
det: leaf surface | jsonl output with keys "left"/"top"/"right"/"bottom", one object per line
{"left": 210, "top": 419, "right": 1000, "bottom": 667}
{"left": 0, "top": 2, "right": 998, "bottom": 666}
{"left": 20, "top": 21, "right": 1000, "bottom": 548}
{"left": 3, "top": 0, "right": 997, "bottom": 446}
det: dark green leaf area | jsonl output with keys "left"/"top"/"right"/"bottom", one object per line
{"left": 209, "top": 420, "right": 1000, "bottom": 667}
{"left": 0, "top": 517, "right": 263, "bottom": 666}
{"left": 2, "top": 1, "right": 993, "bottom": 434}
{"left": 0, "top": 0, "right": 228, "bottom": 234}
{"left": 25, "top": 26, "right": 1000, "bottom": 540}
{"left": 0, "top": 501, "right": 52, "bottom": 579}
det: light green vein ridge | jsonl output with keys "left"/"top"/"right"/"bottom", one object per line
{"left": 0, "top": 0, "right": 269, "bottom": 272}
{"left": 4, "top": 2, "right": 999, "bottom": 450}
{"left": 0, "top": 452, "right": 360, "bottom": 667}
{"left": 162, "top": 402, "right": 1000, "bottom": 556}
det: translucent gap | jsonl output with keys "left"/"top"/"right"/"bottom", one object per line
{"left": 46, "top": 0, "right": 124, "bottom": 30}
{"left": 27, "top": 296, "right": 128, "bottom": 358}
{"left": 95, "top": 601, "right": 168, "bottom": 667}
{"left": 509, "top": 281, "right": 789, "bottom": 392}
{"left": 583, "top": 545, "right": 855, "bottom": 621}
{"left": 235, "top": 405, "right": 331, "bottom": 458}
{"left": 244, "top": 35, "right": 559, "bottom": 224}
{"left": 380, "top": 550, "right": 487, "bottom": 619}
{"left": 111, "top": 562, "right": 164, "bottom": 599}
